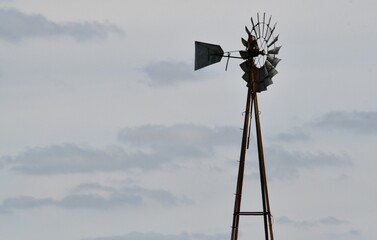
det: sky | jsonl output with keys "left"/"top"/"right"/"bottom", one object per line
{"left": 0, "top": 0, "right": 376, "bottom": 239}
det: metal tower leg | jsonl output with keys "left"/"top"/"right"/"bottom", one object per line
{"left": 253, "top": 90, "right": 274, "bottom": 240}
{"left": 231, "top": 84, "right": 252, "bottom": 240}
{"left": 230, "top": 69, "right": 274, "bottom": 240}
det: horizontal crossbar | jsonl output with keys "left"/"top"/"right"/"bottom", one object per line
{"left": 239, "top": 211, "right": 268, "bottom": 216}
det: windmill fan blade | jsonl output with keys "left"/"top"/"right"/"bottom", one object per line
{"left": 245, "top": 26, "right": 251, "bottom": 36}
{"left": 265, "top": 60, "right": 279, "bottom": 78}
{"left": 257, "top": 13, "right": 261, "bottom": 37}
{"left": 241, "top": 38, "right": 248, "bottom": 47}
{"left": 266, "top": 23, "right": 276, "bottom": 42}
{"left": 255, "top": 24, "right": 261, "bottom": 38}
{"left": 268, "top": 45, "right": 282, "bottom": 55}
{"left": 250, "top": 17, "right": 256, "bottom": 34}
{"left": 267, "top": 34, "right": 279, "bottom": 48}
{"left": 262, "top": 13, "right": 266, "bottom": 38}
{"left": 256, "top": 82, "right": 267, "bottom": 92}
{"left": 255, "top": 67, "right": 269, "bottom": 83}
{"left": 267, "top": 55, "right": 281, "bottom": 67}
{"left": 264, "top": 15, "right": 272, "bottom": 39}
{"left": 268, "top": 68, "right": 278, "bottom": 78}
{"left": 240, "top": 60, "right": 252, "bottom": 72}
{"left": 262, "top": 65, "right": 268, "bottom": 76}
{"left": 242, "top": 73, "right": 248, "bottom": 82}
{"left": 258, "top": 78, "right": 273, "bottom": 92}
{"left": 265, "top": 77, "right": 273, "bottom": 86}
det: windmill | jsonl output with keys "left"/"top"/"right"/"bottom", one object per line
{"left": 194, "top": 13, "right": 282, "bottom": 240}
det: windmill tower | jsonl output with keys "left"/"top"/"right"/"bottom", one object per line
{"left": 194, "top": 13, "right": 282, "bottom": 240}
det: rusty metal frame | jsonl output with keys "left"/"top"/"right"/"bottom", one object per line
{"left": 230, "top": 66, "right": 274, "bottom": 240}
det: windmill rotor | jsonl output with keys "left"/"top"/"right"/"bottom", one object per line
{"left": 239, "top": 14, "right": 281, "bottom": 92}
{"left": 194, "top": 13, "right": 281, "bottom": 93}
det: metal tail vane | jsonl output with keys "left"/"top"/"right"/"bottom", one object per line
{"left": 194, "top": 13, "right": 282, "bottom": 240}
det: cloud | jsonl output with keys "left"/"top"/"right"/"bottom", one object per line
{"left": 273, "top": 129, "right": 311, "bottom": 142}
{"left": 276, "top": 216, "right": 347, "bottom": 228}
{"left": 2, "top": 123, "right": 351, "bottom": 178}
{"left": 2, "top": 143, "right": 163, "bottom": 174}
{"left": 325, "top": 230, "right": 361, "bottom": 240}
{"left": 72, "top": 183, "right": 189, "bottom": 206}
{"left": 0, "top": 183, "right": 188, "bottom": 213}
{"left": 82, "top": 232, "right": 228, "bottom": 240}
{"left": 314, "top": 110, "right": 377, "bottom": 135}
{"left": 273, "top": 110, "right": 377, "bottom": 144}
{"left": 1, "top": 125, "right": 240, "bottom": 175}
{"left": 119, "top": 124, "right": 240, "bottom": 161}
{"left": 277, "top": 216, "right": 361, "bottom": 240}
{"left": 0, "top": 193, "right": 139, "bottom": 213}
{"left": 142, "top": 61, "right": 204, "bottom": 87}
{"left": 262, "top": 146, "right": 352, "bottom": 179}
{"left": 119, "top": 124, "right": 240, "bottom": 149}
{"left": 0, "top": 8, "right": 123, "bottom": 41}
{"left": 1, "top": 196, "right": 54, "bottom": 211}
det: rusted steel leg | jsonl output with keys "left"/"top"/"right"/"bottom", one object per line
{"left": 231, "top": 85, "right": 253, "bottom": 240}
{"left": 252, "top": 69, "right": 274, "bottom": 240}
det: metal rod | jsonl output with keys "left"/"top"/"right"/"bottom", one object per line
{"left": 239, "top": 212, "right": 268, "bottom": 216}
{"left": 264, "top": 15, "right": 272, "bottom": 39}
{"left": 252, "top": 74, "right": 274, "bottom": 240}
{"left": 223, "top": 55, "right": 244, "bottom": 59}
{"left": 266, "top": 23, "right": 277, "bottom": 43}
{"left": 257, "top": 13, "right": 261, "bottom": 38}
{"left": 230, "top": 82, "right": 253, "bottom": 240}
{"left": 262, "top": 13, "right": 266, "bottom": 39}
{"left": 250, "top": 17, "right": 256, "bottom": 35}
{"left": 230, "top": 64, "right": 274, "bottom": 240}
{"left": 252, "top": 85, "right": 269, "bottom": 240}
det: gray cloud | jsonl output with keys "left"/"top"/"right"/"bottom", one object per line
{"left": 142, "top": 61, "right": 205, "bottom": 87}
{"left": 82, "top": 232, "right": 228, "bottom": 240}
{"left": 314, "top": 110, "right": 377, "bottom": 134}
{"left": 0, "top": 8, "right": 123, "bottom": 41}
{"left": 261, "top": 146, "right": 352, "bottom": 179}
{"left": 72, "top": 183, "right": 189, "bottom": 206}
{"left": 272, "top": 110, "right": 377, "bottom": 145}
{"left": 119, "top": 124, "right": 240, "bottom": 162}
{"left": 1, "top": 125, "right": 240, "bottom": 175}
{"left": 2, "top": 143, "right": 163, "bottom": 174}
{"left": 0, "top": 193, "right": 138, "bottom": 213}
{"left": 273, "top": 129, "right": 311, "bottom": 143}
{"left": 1, "top": 196, "right": 54, "bottom": 210}
{"left": 325, "top": 230, "right": 361, "bottom": 240}
{"left": 0, "top": 183, "right": 187, "bottom": 213}
{"left": 277, "top": 216, "right": 361, "bottom": 240}
{"left": 276, "top": 216, "right": 347, "bottom": 228}
{"left": 119, "top": 124, "right": 240, "bottom": 149}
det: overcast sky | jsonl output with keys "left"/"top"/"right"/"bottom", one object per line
{"left": 0, "top": 0, "right": 376, "bottom": 240}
